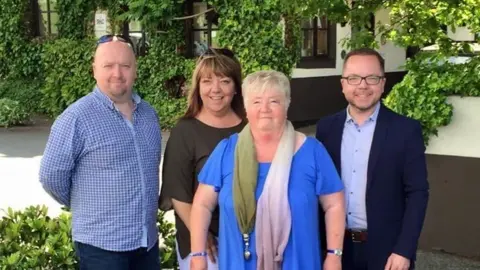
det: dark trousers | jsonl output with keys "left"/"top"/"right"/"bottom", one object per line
{"left": 74, "top": 241, "right": 161, "bottom": 270}
{"left": 342, "top": 237, "right": 368, "bottom": 270}
{"left": 341, "top": 238, "right": 415, "bottom": 270}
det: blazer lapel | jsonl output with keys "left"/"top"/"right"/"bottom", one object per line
{"left": 367, "top": 105, "right": 389, "bottom": 191}
{"left": 330, "top": 111, "right": 346, "bottom": 173}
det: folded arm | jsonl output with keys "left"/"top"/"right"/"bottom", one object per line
{"left": 39, "top": 112, "right": 83, "bottom": 207}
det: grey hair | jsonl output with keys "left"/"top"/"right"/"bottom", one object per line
{"left": 242, "top": 70, "right": 291, "bottom": 111}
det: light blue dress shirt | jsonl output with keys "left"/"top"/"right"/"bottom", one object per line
{"left": 39, "top": 87, "right": 162, "bottom": 252}
{"left": 341, "top": 102, "right": 380, "bottom": 229}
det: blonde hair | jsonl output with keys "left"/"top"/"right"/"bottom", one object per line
{"left": 242, "top": 70, "right": 291, "bottom": 111}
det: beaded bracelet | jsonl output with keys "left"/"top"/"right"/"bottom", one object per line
{"left": 191, "top": 251, "right": 208, "bottom": 257}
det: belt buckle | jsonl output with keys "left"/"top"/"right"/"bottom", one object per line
{"left": 350, "top": 229, "right": 363, "bottom": 243}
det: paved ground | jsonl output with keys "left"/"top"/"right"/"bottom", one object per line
{"left": 1, "top": 118, "right": 479, "bottom": 269}
{"left": 0, "top": 117, "right": 171, "bottom": 217}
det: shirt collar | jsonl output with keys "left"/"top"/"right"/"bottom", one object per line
{"left": 93, "top": 86, "right": 141, "bottom": 110}
{"left": 345, "top": 102, "right": 381, "bottom": 124}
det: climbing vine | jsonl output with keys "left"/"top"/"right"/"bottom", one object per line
{"left": 57, "top": 0, "right": 97, "bottom": 39}
{"left": 210, "top": 0, "right": 301, "bottom": 76}
{"left": 385, "top": 54, "right": 480, "bottom": 144}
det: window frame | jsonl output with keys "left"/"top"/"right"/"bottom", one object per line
{"left": 36, "top": 0, "right": 58, "bottom": 36}
{"left": 297, "top": 16, "right": 337, "bottom": 69}
{"left": 185, "top": 0, "right": 219, "bottom": 58}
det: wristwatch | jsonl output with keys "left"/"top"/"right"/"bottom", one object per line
{"left": 326, "top": 249, "right": 343, "bottom": 256}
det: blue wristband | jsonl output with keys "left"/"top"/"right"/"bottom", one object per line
{"left": 191, "top": 251, "right": 208, "bottom": 257}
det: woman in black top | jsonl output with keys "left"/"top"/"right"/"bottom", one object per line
{"left": 159, "top": 48, "right": 246, "bottom": 269}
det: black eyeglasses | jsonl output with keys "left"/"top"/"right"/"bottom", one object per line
{"left": 96, "top": 34, "right": 134, "bottom": 48}
{"left": 341, "top": 75, "right": 385, "bottom": 85}
{"left": 201, "top": 47, "right": 235, "bottom": 59}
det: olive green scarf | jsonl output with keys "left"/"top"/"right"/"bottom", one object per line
{"left": 233, "top": 122, "right": 295, "bottom": 269}
{"left": 233, "top": 124, "right": 258, "bottom": 234}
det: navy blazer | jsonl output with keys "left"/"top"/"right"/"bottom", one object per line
{"left": 316, "top": 104, "right": 429, "bottom": 269}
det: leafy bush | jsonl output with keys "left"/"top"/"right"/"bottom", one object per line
{"left": 385, "top": 54, "right": 480, "bottom": 144}
{"left": 57, "top": 0, "right": 96, "bottom": 39}
{"left": 0, "top": 206, "right": 76, "bottom": 269}
{"left": 0, "top": 98, "right": 30, "bottom": 127}
{"left": 41, "top": 38, "right": 96, "bottom": 117}
{"left": 0, "top": 206, "right": 178, "bottom": 269}
{"left": 0, "top": 79, "right": 43, "bottom": 114}
{"left": 38, "top": 36, "right": 192, "bottom": 129}
{"left": 4, "top": 39, "right": 45, "bottom": 80}
{"left": 211, "top": 0, "right": 300, "bottom": 77}
{"left": 136, "top": 34, "right": 195, "bottom": 129}
{"left": 157, "top": 210, "right": 178, "bottom": 268}
{"left": 0, "top": 0, "right": 32, "bottom": 79}
{"left": 151, "top": 94, "right": 188, "bottom": 130}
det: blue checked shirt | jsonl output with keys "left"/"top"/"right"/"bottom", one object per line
{"left": 39, "top": 87, "right": 162, "bottom": 252}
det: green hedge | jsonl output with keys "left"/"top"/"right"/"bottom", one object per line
{"left": 0, "top": 79, "right": 43, "bottom": 114}
{"left": 135, "top": 35, "right": 195, "bottom": 129}
{"left": 0, "top": 98, "right": 30, "bottom": 127}
{"left": 0, "top": 206, "right": 75, "bottom": 269}
{"left": 40, "top": 38, "right": 96, "bottom": 117}
{"left": 211, "top": 0, "right": 300, "bottom": 77}
{"left": 27, "top": 36, "right": 191, "bottom": 129}
{"left": 0, "top": 206, "right": 178, "bottom": 269}
{"left": 57, "top": 0, "right": 96, "bottom": 39}
{"left": 0, "top": 0, "right": 305, "bottom": 129}
{"left": 385, "top": 54, "right": 480, "bottom": 144}
{"left": 0, "top": 0, "right": 31, "bottom": 79}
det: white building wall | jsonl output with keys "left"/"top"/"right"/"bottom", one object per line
{"left": 426, "top": 96, "right": 480, "bottom": 159}
{"left": 448, "top": 26, "right": 476, "bottom": 41}
{"left": 292, "top": 8, "right": 407, "bottom": 78}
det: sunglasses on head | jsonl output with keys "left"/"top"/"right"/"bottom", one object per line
{"left": 201, "top": 47, "right": 235, "bottom": 59}
{"left": 96, "top": 34, "right": 134, "bottom": 48}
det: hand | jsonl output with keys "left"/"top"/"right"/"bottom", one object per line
{"left": 323, "top": 254, "right": 342, "bottom": 270}
{"left": 190, "top": 256, "right": 207, "bottom": 270}
{"left": 206, "top": 232, "right": 218, "bottom": 264}
{"left": 385, "top": 253, "right": 410, "bottom": 270}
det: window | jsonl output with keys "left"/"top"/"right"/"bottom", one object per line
{"left": 37, "top": 0, "right": 58, "bottom": 35}
{"left": 298, "top": 15, "right": 336, "bottom": 69}
{"left": 301, "top": 16, "right": 328, "bottom": 57}
{"left": 128, "top": 20, "right": 149, "bottom": 56}
{"left": 185, "top": 1, "right": 219, "bottom": 57}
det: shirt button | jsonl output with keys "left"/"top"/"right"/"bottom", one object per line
{"left": 353, "top": 170, "right": 356, "bottom": 173}
{"left": 348, "top": 212, "right": 351, "bottom": 215}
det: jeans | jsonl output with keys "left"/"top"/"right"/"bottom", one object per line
{"left": 74, "top": 241, "right": 161, "bottom": 270}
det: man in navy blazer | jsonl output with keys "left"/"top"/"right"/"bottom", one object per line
{"left": 316, "top": 48, "right": 429, "bottom": 270}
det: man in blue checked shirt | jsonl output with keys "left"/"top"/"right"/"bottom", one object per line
{"left": 39, "top": 35, "right": 162, "bottom": 270}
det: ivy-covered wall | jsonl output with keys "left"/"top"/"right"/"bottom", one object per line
{"left": 0, "top": 0, "right": 479, "bottom": 137}
{"left": 0, "top": 0, "right": 307, "bottom": 129}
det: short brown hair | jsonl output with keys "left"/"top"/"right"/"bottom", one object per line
{"left": 183, "top": 48, "right": 245, "bottom": 119}
{"left": 343, "top": 48, "right": 385, "bottom": 74}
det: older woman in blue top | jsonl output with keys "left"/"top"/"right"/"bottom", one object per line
{"left": 190, "top": 70, "right": 346, "bottom": 270}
